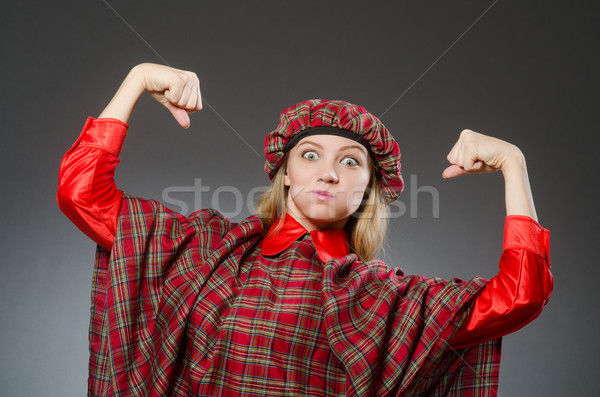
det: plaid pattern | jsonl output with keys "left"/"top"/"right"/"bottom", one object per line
{"left": 88, "top": 193, "right": 501, "bottom": 396}
{"left": 263, "top": 99, "right": 405, "bottom": 205}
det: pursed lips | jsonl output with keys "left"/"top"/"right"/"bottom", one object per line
{"left": 310, "top": 190, "right": 335, "bottom": 200}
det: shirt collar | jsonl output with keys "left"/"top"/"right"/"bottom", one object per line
{"left": 261, "top": 213, "right": 351, "bottom": 262}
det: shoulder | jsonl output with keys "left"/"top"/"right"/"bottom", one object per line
{"left": 189, "top": 209, "right": 264, "bottom": 240}
{"left": 119, "top": 192, "right": 263, "bottom": 237}
{"left": 353, "top": 257, "right": 480, "bottom": 291}
{"left": 118, "top": 193, "right": 264, "bottom": 256}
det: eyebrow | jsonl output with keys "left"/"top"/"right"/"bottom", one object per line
{"left": 297, "top": 140, "right": 367, "bottom": 154}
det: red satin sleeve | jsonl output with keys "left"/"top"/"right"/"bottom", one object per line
{"left": 56, "top": 117, "right": 128, "bottom": 251}
{"left": 449, "top": 216, "right": 553, "bottom": 349}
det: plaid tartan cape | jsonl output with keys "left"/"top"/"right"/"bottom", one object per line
{"left": 88, "top": 193, "right": 501, "bottom": 396}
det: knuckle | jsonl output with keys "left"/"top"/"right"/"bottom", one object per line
{"left": 183, "top": 72, "right": 194, "bottom": 82}
{"left": 187, "top": 97, "right": 196, "bottom": 109}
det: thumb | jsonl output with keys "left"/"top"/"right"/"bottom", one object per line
{"left": 442, "top": 164, "right": 467, "bottom": 179}
{"left": 164, "top": 101, "right": 191, "bottom": 129}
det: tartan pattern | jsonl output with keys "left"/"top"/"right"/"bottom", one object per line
{"left": 88, "top": 193, "right": 501, "bottom": 396}
{"left": 263, "top": 99, "right": 404, "bottom": 204}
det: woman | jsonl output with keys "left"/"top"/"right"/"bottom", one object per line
{"left": 57, "top": 63, "right": 553, "bottom": 396}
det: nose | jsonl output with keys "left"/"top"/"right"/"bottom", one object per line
{"left": 317, "top": 162, "right": 339, "bottom": 183}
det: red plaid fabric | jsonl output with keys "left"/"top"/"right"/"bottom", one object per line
{"left": 89, "top": 193, "right": 500, "bottom": 396}
{"left": 264, "top": 99, "right": 404, "bottom": 205}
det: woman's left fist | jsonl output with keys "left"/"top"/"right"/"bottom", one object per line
{"left": 442, "top": 129, "right": 522, "bottom": 179}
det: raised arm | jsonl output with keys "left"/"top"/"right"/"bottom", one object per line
{"left": 441, "top": 130, "right": 554, "bottom": 349}
{"left": 56, "top": 63, "right": 203, "bottom": 250}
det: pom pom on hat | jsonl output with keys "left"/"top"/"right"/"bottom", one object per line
{"left": 264, "top": 99, "right": 404, "bottom": 205}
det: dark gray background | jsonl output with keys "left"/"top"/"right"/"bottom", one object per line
{"left": 1, "top": 1, "right": 598, "bottom": 395}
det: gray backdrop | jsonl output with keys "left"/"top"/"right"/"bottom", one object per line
{"left": 1, "top": 1, "right": 598, "bottom": 395}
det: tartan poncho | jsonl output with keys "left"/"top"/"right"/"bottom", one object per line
{"left": 88, "top": 193, "right": 501, "bottom": 396}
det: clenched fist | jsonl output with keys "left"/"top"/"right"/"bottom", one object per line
{"left": 133, "top": 63, "right": 203, "bottom": 128}
{"left": 442, "top": 129, "right": 523, "bottom": 179}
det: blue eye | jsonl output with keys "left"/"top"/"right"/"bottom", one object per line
{"left": 342, "top": 156, "right": 359, "bottom": 166}
{"left": 302, "top": 150, "right": 319, "bottom": 160}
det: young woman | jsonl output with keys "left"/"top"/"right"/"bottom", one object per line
{"left": 57, "top": 63, "right": 553, "bottom": 396}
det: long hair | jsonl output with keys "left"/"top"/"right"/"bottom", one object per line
{"left": 255, "top": 156, "right": 290, "bottom": 237}
{"left": 255, "top": 155, "right": 389, "bottom": 262}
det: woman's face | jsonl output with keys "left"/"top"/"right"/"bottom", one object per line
{"left": 284, "top": 134, "right": 372, "bottom": 231}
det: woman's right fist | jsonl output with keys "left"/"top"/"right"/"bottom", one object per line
{"left": 132, "top": 63, "right": 203, "bottom": 128}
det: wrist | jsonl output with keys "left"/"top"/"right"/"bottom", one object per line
{"left": 123, "top": 65, "right": 147, "bottom": 95}
{"left": 501, "top": 146, "right": 526, "bottom": 175}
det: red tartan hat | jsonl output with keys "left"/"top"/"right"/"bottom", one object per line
{"left": 264, "top": 99, "right": 404, "bottom": 204}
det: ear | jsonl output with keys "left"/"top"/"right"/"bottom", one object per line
{"left": 284, "top": 171, "right": 290, "bottom": 187}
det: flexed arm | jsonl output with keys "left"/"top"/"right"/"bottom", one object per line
{"left": 441, "top": 130, "right": 554, "bottom": 348}
{"left": 56, "top": 63, "right": 203, "bottom": 250}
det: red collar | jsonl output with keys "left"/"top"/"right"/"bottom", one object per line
{"left": 261, "top": 213, "right": 351, "bottom": 262}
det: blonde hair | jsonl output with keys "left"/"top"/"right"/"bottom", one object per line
{"left": 255, "top": 156, "right": 389, "bottom": 262}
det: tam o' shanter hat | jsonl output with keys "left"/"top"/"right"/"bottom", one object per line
{"left": 263, "top": 99, "right": 404, "bottom": 204}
